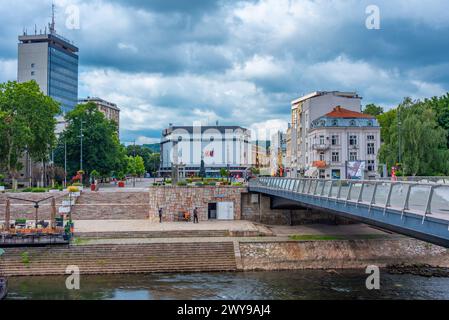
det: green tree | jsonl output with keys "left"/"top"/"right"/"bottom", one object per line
{"left": 378, "top": 97, "right": 449, "bottom": 176}
{"left": 134, "top": 156, "right": 146, "bottom": 177}
{"left": 0, "top": 81, "right": 60, "bottom": 189}
{"left": 363, "top": 103, "right": 384, "bottom": 117}
{"left": 126, "top": 145, "right": 153, "bottom": 172}
{"left": 54, "top": 102, "right": 125, "bottom": 181}
{"left": 424, "top": 93, "right": 449, "bottom": 147}
{"left": 148, "top": 153, "right": 160, "bottom": 176}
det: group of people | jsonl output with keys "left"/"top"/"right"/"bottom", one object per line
{"left": 158, "top": 207, "right": 199, "bottom": 223}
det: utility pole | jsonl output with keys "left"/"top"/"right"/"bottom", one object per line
{"left": 133, "top": 140, "right": 136, "bottom": 187}
{"left": 397, "top": 107, "right": 402, "bottom": 165}
{"left": 80, "top": 120, "right": 85, "bottom": 184}
{"left": 64, "top": 139, "right": 67, "bottom": 188}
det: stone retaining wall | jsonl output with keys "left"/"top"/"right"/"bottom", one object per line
{"left": 149, "top": 186, "right": 247, "bottom": 222}
{"left": 239, "top": 239, "right": 449, "bottom": 270}
{"left": 0, "top": 192, "right": 66, "bottom": 220}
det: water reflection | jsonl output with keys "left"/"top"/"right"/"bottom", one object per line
{"left": 6, "top": 270, "right": 449, "bottom": 300}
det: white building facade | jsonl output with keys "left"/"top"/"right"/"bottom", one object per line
{"left": 290, "top": 91, "right": 364, "bottom": 176}
{"left": 270, "top": 131, "right": 287, "bottom": 176}
{"left": 160, "top": 125, "right": 252, "bottom": 177}
{"left": 305, "top": 106, "right": 381, "bottom": 179}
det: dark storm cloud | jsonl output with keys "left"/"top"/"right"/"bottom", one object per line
{"left": 1, "top": 0, "right": 449, "bottom": 142}
{"left": 109, "top": 0, "right": 222, "bottom": 15}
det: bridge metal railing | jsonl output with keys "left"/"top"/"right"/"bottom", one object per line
{"left": 250, "top": 177, "right": 449, "bottom": 222}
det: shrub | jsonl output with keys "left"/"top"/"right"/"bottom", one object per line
{"left": 72, "top": 183, "right": 82, "bottom": 186}
{"left": 195, "top": 182, "right": 204, "bottom": 186}
{"left": 208, "top": 182, "right": 216, "bottom": 186}
{"left": 22, "top": 187, "right": 47, "bottom": 193}
{"left": 232, "top": 182, "right": 243, "bottom": 186}
{"left": 67, "top": 186, "right": 79, "bottom": 193}
{"left": 177, "top": 181, "right": 188, "bottom": 186}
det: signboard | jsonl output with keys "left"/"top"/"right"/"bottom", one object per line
{"left": 59, "top": 206, "right": 70, "bottom": 214}
{"left": 346, "top": 161, "right": 366, "bottom": 180}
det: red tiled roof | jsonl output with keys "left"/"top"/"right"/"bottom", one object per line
{"left": 325, "top": 106, "right": 375, "bottom": 119}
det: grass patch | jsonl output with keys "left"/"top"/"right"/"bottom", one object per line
{"left": 21, "top": 251, "right": 30, "bottom": 265}
{"left": 288, "top": 234, "right": 386, "bottom": 241}
{"left": 72, "top": 237, "right": 90, "bottom": 245}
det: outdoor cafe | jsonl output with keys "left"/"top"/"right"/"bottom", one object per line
{"left": 0, "top": 195, "right": 73, "bottom": 246}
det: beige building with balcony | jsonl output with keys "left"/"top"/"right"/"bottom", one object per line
{"left": 305, "top": 106, "right": 381, "bottom": 179}
{"left": 290, "top": 91, "right": 364, "bottom": 177}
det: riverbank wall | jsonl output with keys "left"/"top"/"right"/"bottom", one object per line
{"left": 1, "top": 238, "right": 448, "bottom": 276}
{"left": 239, "top": 239, "right": 449, "bottom": 270}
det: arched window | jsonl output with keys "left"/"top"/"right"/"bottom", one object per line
{"left": 332, "top": 119, "right": 338, "bottom": 126}
{"left": 367, "top": 120, "right": 373, "bottom": 127}
{"left": 178, "top": 136, "right": 183, "bottom": 142}
{"left": 210, "top": 136, "right": 214, "bottom": 141}
{"left": 349, "top": 120, "right": 356, "bottom": 126}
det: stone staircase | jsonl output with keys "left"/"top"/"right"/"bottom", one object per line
{"left": 0, "top": 242, "right": 237, "bottom": 276}
{"left": 71, "top": 191, "right": 150, "bottom": 220}
{"left": 75, "top": 230, "right": 230, "bottom": 239}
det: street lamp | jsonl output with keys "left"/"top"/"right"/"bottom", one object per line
{"left": 79, "top": 120, "right": 86, "bottom": 184}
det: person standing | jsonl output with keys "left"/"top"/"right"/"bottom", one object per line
{"left": 158, "top": 207, "right": 163, "bottom": 223}
{"left": 193, "top": 207, "right": 199, "bottom": 224}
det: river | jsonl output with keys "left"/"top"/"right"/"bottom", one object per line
{"left": 5, "top": 270, "right": 449, "bottom": 300}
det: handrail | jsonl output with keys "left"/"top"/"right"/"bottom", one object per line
{"left": 250, "top": 177, "right": 449, "bottom": 220}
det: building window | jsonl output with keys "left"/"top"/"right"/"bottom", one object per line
{"left": 319, "top": 152, "right": 325, "bottom": 161}
{"left": 349, "top": 135, "right": 358, "bottom": 146}
{"left": 319, "top": 170, "right": 326, "bottom": 179}
{"left": 178, "top": 136, "right": 182, "bottom": 142}
{"left": 332, "top": 119, "right": 338, "bottom": 126}
{"left": 331, "top": 152, "right": 339, "bottom": 163}
{"left": 31, "top": 63, "right": 35, "bottom": 68}
{"left": 367, "top": 120, "right": 373, "bottom": 126}
{"left": 367, "top": 135, "right": 375, "bottom": 141}
{"left": 331, "top": 135, "right": 339, "bottom": 145}
{"left": 367, "top": 143, "right": 375, "bottom": 155}
{"left": 319, "top": 135, "right": 325, "bottom": 145}
{"left": 210, "top": 136, "right": 214, "bottom": 142}
{"left": 349, "top": 120, "right": 356, "bottom": 126}
{"left": 31, "top": 71, "right": 35, "bottom": 76}
{"left": 349, "top": 151, "right": 358, "bottom": 161}
{"left": 368, "top": 160, "right": 376, "bottom": 171}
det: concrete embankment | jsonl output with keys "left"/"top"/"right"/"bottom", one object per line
{"left": 1, "top": 237, "right": 448, "bottom": 276}
{"left": 238, "top": 239, "right": 449, "bottom": 271}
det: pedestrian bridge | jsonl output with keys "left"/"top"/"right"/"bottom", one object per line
{"left": 249, "top": 177, "right": 449, "bottom": 248}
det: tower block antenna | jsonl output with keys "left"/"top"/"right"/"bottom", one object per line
{"left": 49, "top": 2, "right": 56, "bottom": 34}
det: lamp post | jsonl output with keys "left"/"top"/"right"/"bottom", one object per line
{"left": 79, "top": 120, "right": 86, "bottom": 184}
{"left": 64, "top": 139, "right": 67, "bottom": 188}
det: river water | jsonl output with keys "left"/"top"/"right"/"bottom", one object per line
{"left": 5, "top": 270, "right": 449, "bottom": 300}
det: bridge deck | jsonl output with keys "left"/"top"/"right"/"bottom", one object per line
{"left": 250, "top": 178, "right": 449, "bottom": 248}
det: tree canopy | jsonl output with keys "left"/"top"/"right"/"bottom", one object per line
{"left": 0, "top": 81, "right": 60, "bottom": 187}
{"left": 363, "top": 103, "right": 384, "bottom": 117}
{"left": 378, "top": 96, "right": 449, "bottom": 176}
{"left": 54, "top": 102, "right": 126, "bottom": 180}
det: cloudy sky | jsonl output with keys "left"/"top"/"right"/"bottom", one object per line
{"left": 0, "top": 0, "right": 448, "bottom": 144}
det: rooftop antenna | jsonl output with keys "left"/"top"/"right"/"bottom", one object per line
{"left": 49, "top": 2, "right": 56, "bottom": 34}
{"left": 34, "top": 24, "right": 37, "bottom": 35}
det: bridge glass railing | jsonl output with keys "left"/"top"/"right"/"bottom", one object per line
{"left": 250, "top": 177, "right": 449, "bottom": 218}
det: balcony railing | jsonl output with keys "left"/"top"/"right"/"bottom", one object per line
{"left": 312, "top": 143, "right": 330, "bottom": 151}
